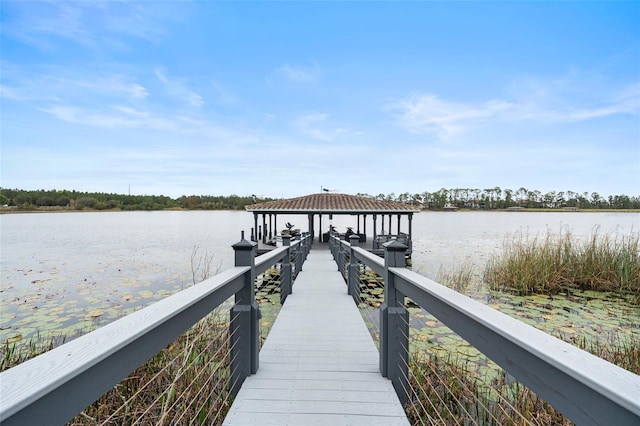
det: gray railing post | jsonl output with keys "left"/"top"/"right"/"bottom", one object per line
{"left": 281, "top": 235, "right": 292, "bottom": 304}
{"left": 230, "top": 236, "right": 259, "bottom": 397}
{"left": 303, "top": 232, "right": 310, "bottom": 260}
{"left": 337, "top": 235, "right": 345, "bottom": 274}
{"left": 329, "top": 234, "right": 335, "bottom": 258}
{"left": 380, "top": 240, "right": 409, "bottom": 404}
{"left": 296, "top": 236, "right": 304, "bottom": 276}
{"left": 348, "top": 235, "right": 360, "bottom": 301}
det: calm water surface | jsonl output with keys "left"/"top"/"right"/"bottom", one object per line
{"left": 1, "top": 210, "right": 638, "bottom": 343}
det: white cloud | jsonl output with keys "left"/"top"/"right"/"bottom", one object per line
{"left": 293, "top": 112, "right": 355, "bottom": 142}
{"left": 0, "top": 85, "right": 28, "bottom": 101}
{"left": 1, "top": 1, "right": 181, "bottom": 52}
{"left": 130, "top": 84, "right": 149, "bottom": 99}
{"left": 388, "top": 95, "right": 513, "bottom": 137}
{"left": 295, "top": 112, "right": 331, "bottom": 141}
{"left": 154, "top": 68, "right": 204, "bottom": 107}
{"left": 389, "top": 81, "right": 640, "bottom": 138}
{"left": 0, "top": 63, "right": 148, "bottom": 103}
{"left": 79, "top": 77, "right": 149, "bottom": 100}
{"left": 102, "top": 3, "right": 169, "bottom": 42}
{"left": 41, "top": 105, "right": 175, "bottom": 130}
{"left": 277, "top": 63, "right": 320, "bottom": 83}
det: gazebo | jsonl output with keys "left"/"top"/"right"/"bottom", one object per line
{"left": 245, "top": 193, "right": 420, "bottom": 253}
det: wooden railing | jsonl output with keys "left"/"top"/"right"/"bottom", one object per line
{"left": 0, "top": 233, "right": 311, "bottom": 426}
{"left": 330, "top": 234, "right": 640, "bottom": 426}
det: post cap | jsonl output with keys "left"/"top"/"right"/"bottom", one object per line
{"left": 383, "top": 240, "right": 408, "bottom": 251}
{"left": 232, "top": 238, "right": 257, "bottom": 251}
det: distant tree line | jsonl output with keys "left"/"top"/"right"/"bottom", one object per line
{"left": 1, "top": 187, "right": 638, "bottom": 211}
{"left": 0, "top": 188, "right": 273, "bottom": 211}
{"left": 356, "top": 187, "right": 640, "bottom": 210}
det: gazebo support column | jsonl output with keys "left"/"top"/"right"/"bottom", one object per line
{"left": 373, "top": 214, "right": 378, "bottom": 249}
{"left": 253, "top": 213, "right": 258, "bottom": 242}
{"left": 408, "top": 213, "right": 413, "bottom": 251}
{"left": 308, "top": 214, "right": 314, "bottom": 244}
{"left": 364, "top": 214, "right": 367, "bottom": 241}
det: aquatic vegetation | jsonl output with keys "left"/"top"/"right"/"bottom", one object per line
{"left": 70, "top": 311, "right": 232, "bottom": 425}
{"left": 2, "top": 312, "right": 233, "bottom": 425}
{"left": 406, "top": 332, "right": 639, "bottom": 425}
{"left": 484, "top": 231, "right": 640, "bottom": 303}
{"left": 255, "top": 267, "right": 283, "bottom": 346}
{"left": 406, "top": 353, "right": 570, "bottom": 425}
{"left": 437, "top": 262, "right": 475, "bottom": 293}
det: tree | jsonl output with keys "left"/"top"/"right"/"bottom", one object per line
{"left": 504, "top": 189, "right": 516, "bottom": 209}
{"left": 516, "top": 187, "right": 528, "bottom": 206}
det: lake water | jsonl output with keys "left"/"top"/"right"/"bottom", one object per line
{"left": 1, "top": 210, "right": 638, "bottom": 344}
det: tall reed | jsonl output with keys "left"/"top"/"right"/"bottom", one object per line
{"left": 484, "top": 231, "right": 640, "bottom": 302}
{"left": 1, "top": 312, "right": 233, "bottom": 425}
{"left": 69, "top": 311, "right": 232, "bottom": 425}
{"left": 406, "top": 333, "right": 639, "bottom": 425}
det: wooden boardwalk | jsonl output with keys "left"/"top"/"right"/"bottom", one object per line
{"left": 223, "top": 248, "right": 410, "bottom": 426}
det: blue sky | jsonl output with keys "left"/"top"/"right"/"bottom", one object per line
{"left": 1, "top": 1, "right": 639, "bottom": 199}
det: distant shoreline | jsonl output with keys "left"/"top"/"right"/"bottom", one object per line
{"left": 2, "top": 206, "right": 639, "bottom": 215}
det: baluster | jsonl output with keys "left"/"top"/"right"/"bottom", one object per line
{"left": 281, "top": 235, "right": 292, "bottom": 304}
{"left": 348, "top": 235, "right": 360, "bottom": 301}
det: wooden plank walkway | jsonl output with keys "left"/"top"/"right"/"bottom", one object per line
{"left": 223, "top": 248, "right": 410, "bottom": 426}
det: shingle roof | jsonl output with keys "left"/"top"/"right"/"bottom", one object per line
{"left": 245, "top": 193, "right": 420, "bottom": 214}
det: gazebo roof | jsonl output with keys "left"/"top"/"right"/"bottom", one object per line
{"left": 245, "top": 193, "right": 420, "bottom": 214}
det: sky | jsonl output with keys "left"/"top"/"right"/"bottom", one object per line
{"left": 1, "top": 1, "right": 639, "bottom": 199}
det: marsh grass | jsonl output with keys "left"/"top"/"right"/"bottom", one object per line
{"left": 406, "top": 354, "right": 569, "bottom": 426}
{"left": 406, "top": 333, "right": 638, "bottom": 425}
{"left": 437, "top": 263, "right": 475, "bottom": 293}
{"left": 1, "top": 332, "right": 71, "bottom": 372}
{"left": 484, "top": 231, "right": 640, "bottom": 303}
{"left": 1, "top": 311, "right": 233, "bottom": 425}
{"left": 69, "top": 311, "right": 232, "bottom": 425}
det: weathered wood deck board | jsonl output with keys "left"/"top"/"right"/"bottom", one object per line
{"left": 223, "top": 249, "right": 409, "bottom": 426}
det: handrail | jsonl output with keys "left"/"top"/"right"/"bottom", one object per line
{"left": 330, "top": 234, "right": 640, "bottom": 425}
{"left": 254, "top": 245, "right": 288, "bottom": 275}
{"left": 0, "top": 233, "right": 312, "bottom": 426}
{"left": 0, "top": 267, "right": 247, "bottom": 426}
{"left": 352, "top": 246, "right": 384, "bottom": 276}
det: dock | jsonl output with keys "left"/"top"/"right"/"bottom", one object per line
{"left": 223, "top": 248, "right": 409, "bottom": 425}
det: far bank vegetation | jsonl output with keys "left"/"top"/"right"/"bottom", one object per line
{"left": 1, "top": 186, "right": 639, "bottom": 212}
